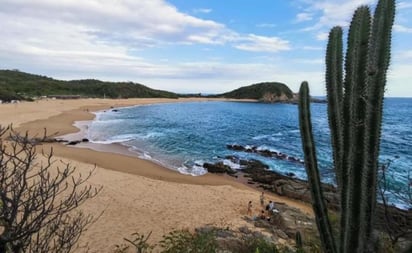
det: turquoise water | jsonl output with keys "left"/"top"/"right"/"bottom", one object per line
{"left": 87, "top": 99, "right": 411, "bottom": 206}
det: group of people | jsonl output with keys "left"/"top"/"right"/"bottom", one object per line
{"left": 247, "top": 192, "right": 279, "bottom": 221}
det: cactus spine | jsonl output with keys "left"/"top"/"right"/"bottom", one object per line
{"left": 297, "top": 0, "right": 395, "bottom": 253}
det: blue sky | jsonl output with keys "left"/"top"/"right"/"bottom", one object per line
{"left": 1, "top": 0, "right": 411, "bottom": 96}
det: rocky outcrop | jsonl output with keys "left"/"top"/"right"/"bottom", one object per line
{"left": 194, "top": 202, "right": 316, "bottom": 251}
{"left": 203, "top": 162, "right": 237, "bottom": 174}
{"left": 204, "top": 156, "right": 411, "bottom": 238}
{"left": 204, "top": 156, "right": 339, "bottom": 210}
{"left": 226, "top": 144, "right": 304, "bottom": 165}
{"left": 241, "top": 162, "right": 339, "bottom": 210}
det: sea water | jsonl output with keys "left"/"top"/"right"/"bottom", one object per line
{"left": 87, "top": 99, "right": 411, "bottom": 206}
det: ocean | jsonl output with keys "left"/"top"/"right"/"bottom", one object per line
{"left": 86, "top": 98, "right": 411, "bottom": 206}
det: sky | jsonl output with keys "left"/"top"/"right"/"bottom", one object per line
{"left": 0, "top": 0, "right": 411, "bottom": 96}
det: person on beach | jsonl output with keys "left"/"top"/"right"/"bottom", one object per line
{"left": 268, "top": 201, "right": 274, "bottom": 211}
{"left": 268, "top": 200, "right": 279, "bottom": 214}
{"left": 247, "top": 201, "right": 252, "bottom": 216}
{"left": 260, "top": 192, "right": 265, "bottom": 207}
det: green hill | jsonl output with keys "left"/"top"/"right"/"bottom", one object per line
{"left": 0, "top": 70, "right": 178, "bottom": 101}
{"left": 219, "top": 82, "right": 294, "bottom": 102}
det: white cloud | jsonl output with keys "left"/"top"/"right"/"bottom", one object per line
{"left": 234, "top": 34, "right": 291, "bottom": 53}
{"left": 402, "top": 50, "right": 412, "bottom": 59}
{"left": 295, "top": 12, "right": 313, "bottom": 23}
{"left": 303, "top": 0, "right": 375, "bottom": 28}
{"left": 0, "top": 0, "right": 291, "bottom": 57}
{"left": 134, "top": 62, "right": 323, "bottom": 94}
{"left": 387, "top": 63, "right": 412, "bottom": 96}
{"left": 316, "top": 32, "right": 329, "bottom": 41}
{"left": 193, "top": 8, "right": 212, "bottom": 14}
{"left": 0, "top": 0, "right": 227, "bottom": 48}
{"left": 394, "top": 24, "right": 412, "bottom": 33}
{"left": 298, "top": 0, "right": 376, "bottom": 38}
{"left": 398, "top": 1, "right": 412, "bottom": 10}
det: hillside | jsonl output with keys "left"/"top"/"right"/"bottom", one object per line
{"left": 218, "top": 82, "right": 294, "bottom": 102}
{"left": 0, "top": 70, "right": 178, "bottom": 101}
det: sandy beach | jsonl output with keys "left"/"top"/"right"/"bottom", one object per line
{"left": 1, "top": 98, "right": 312, "bottom": 252}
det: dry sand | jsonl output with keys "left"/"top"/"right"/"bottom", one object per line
{"left": 1, "top": 98, "right": 312, "bottom": 252}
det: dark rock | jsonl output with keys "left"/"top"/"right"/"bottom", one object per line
{"left": 82, "top": 138, "right": 89, "bottom": 142}
{"left": 238, "top": 226, "right": 251, "bottom": 234}
{"left": 274, "top": 229, "right": 289, "bottom": 240}
{"left": 67, "top": 140, "right": 81, "bottom": 145}
{"left": 203, "top": 162, "right": 236, "bottom": 174}
{"left": 226, "top": 144, "right": 245, "bottom": 151}
{"left": 215, "top": 229, "right": 234, "bottom": 239}
{"left": 285, "top": 172, "right": 296, "bottom": 177}
{"left": 254, "top": 219, "right": 272, "bottom": 229}
{"left": 112, "top": 109, "right": 119, "bottom": 112}
{"left": 238, "top": 157, "right": 339, "bottom": 210}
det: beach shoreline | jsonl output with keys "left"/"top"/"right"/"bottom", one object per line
{"left": 2, "top": 98, "right": 313, "bottom": 252}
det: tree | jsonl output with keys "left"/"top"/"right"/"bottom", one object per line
{"left": 0, "top": 126, "right": 102, "bottom": 252}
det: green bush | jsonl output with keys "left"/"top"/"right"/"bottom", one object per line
{"left": 159, "top": 229, "right": 217, "bottom": 253}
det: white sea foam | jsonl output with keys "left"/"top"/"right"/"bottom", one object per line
{"left": 253, "top": 132, "right": 283, "bottom": 140}
{"left": 252, "top": 134, "right": 270, "bottom": 140}
{"left": 92, "top": 119, "right": 126, "bottom": 125}
{"left": 244, "top": 145, "right": 253, "bottom": 150}
{"left": 256, "top": 145, "right": 280, "bottom": 153}
{"left": 223, "top": 159, "right": 241, "bottom": 170}
{"left": 90, "top": 134, "right": 140, "bottom": 144}
{"left": 142, "top": 132, "right": 165, "bottom": 139}
{"left": 288, "top": 129, "right": 300, "bottom": 134}
{"left": 177, "top": 163, "right": 207, "bottom": 176}
{"left": 140, "top": 152, "right": 152, "bottom": 159}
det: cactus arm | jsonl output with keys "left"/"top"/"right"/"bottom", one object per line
{"left": 298, "top": 82, "right": 337, "bottom": 253}
{"left": 325, "top": 27, "right": 346, "bottom": 253}
{"left": 360, "top": 0, "right": 395, "bottom": 251}
{"left": 326, "top": 26, "right": 344, "bottom": 190}
{"left": 340, "top": 6, "right": 372, "bottom": 253}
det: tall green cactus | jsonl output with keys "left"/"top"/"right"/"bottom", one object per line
{"left": 299, "top": 82, "right": 336, "bottom": 253}
{"left": 297, "top": 0, "right": 395, "bottom": 253}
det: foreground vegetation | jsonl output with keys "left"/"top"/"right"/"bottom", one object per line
{"left": 0, "top": 126, "right": 101, "bottom": 252}
{"left": 115, "top": 228, "right": 300, "bottom": 253}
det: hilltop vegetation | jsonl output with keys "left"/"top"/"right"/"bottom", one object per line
{"left": 0, "top": 70, "right": 299, "bottom": 103}
{"left": 218, "top": 82, "right": 294, "bottom": 102}
{"left": 0, "top": 70, "right": 178, "bottom": 101}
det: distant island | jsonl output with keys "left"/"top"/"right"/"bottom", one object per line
{"left": 0, "top": 69, "right": 324, "bottom": 103}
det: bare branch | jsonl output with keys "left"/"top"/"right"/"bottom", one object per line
{"left": 0, "top": 125, "right": 102, "bottom": 253}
